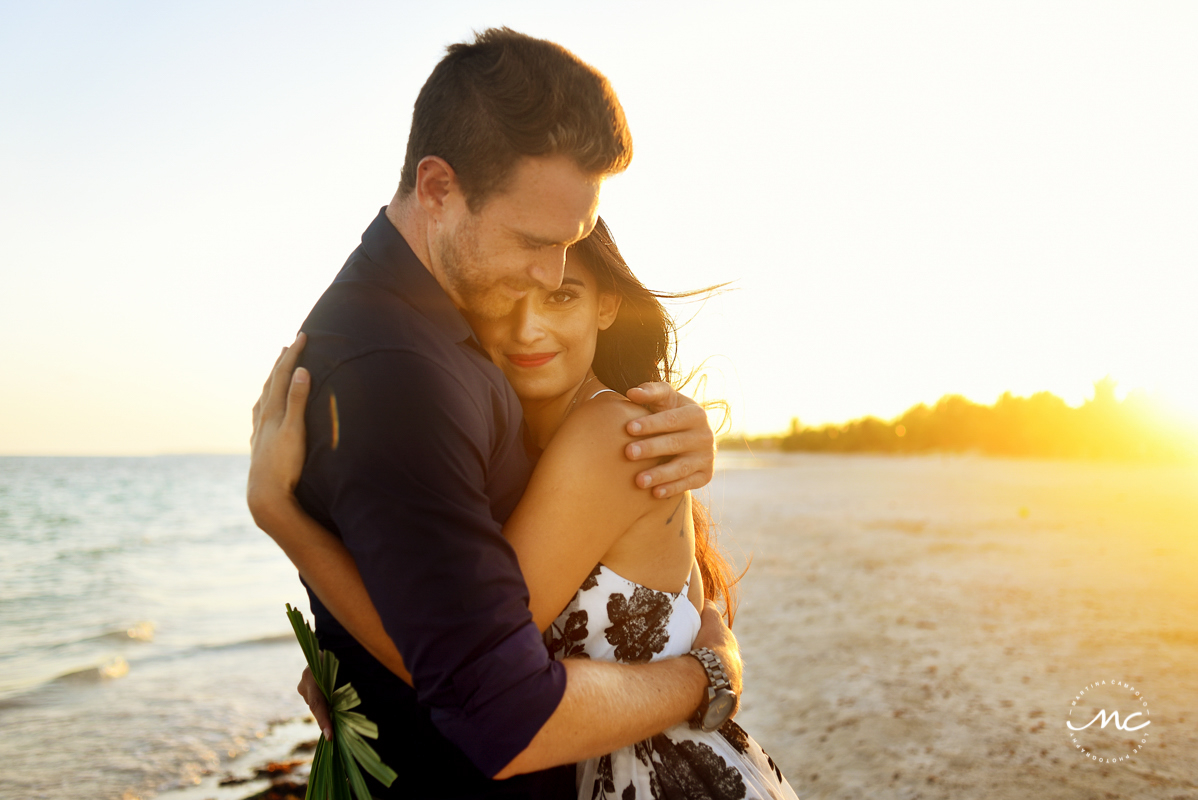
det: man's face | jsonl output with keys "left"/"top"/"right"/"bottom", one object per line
{"left": 431, "top": 155, "right": 602, "bottom": 321}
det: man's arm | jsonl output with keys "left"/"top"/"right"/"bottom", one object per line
{"left": 495, "top": 599, "right": 739, "bottom": 779}
{"left": 294, "top": 597, "right": 740, "bottom": 766}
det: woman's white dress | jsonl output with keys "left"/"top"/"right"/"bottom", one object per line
{"left": 546, "top": 564, "right": 799, "bottom": 800}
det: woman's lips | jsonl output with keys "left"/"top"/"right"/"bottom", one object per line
{"left": 506, "top": 352, "right": 557, "bottom": 368}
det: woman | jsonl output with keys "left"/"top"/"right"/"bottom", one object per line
{"left": 249, "top": 218, "right": 798, "bottom": 799}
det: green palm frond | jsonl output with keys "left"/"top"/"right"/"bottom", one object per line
{"left": 286, "top": 604, "right": 398, "bottom": 800}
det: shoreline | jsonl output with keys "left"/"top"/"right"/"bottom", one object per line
{"left": 153, "top": 717, "right": 318, "bottom": 800}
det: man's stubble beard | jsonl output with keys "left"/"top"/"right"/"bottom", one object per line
{"left": 436, "top": 214, "right": 521, "bottom": 322}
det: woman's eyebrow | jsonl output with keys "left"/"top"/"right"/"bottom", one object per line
{"left": 560, "top": 277, "right": 585, "bottom": 288}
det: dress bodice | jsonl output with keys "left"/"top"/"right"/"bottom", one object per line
{"left": 544, "top": 563, "right": 799, "bottom": 799}
{"left": 546, "top": 564, "right": 702, "bottom": 664}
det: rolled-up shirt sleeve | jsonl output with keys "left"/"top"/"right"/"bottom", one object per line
{"left": 308, "top": 349, "right": 565, "bottom": 777}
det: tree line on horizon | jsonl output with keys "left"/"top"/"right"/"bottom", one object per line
{"left": 720, "top": 379, "right": 1197, "bottom": 463}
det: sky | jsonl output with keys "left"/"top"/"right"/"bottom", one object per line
{"left": 2, "top": 1, "right": 1196, "bottom": 454}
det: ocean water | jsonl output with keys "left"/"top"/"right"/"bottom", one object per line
{"left": 0, "top": 456, "right": 314, "bottom": 800}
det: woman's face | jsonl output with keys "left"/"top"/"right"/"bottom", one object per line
{"left": 465, "top": 250, "right": 620, "bottom": 403}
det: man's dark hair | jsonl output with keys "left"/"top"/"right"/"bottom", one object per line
{"left": 398, "top": 28, "right": 633, "bottom": 211}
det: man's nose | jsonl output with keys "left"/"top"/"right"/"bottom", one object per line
{"left": 527, "top": 247, "right": 567, "bottom": 291}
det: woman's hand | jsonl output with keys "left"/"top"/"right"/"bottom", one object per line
{"left": 247, "top": 333, "right": 311, "bottom": 530}
{"left": 692, "top": 599, "right": 743, "bottom": 717}
{"left": 297, "top": 664, "right": 335, "bottom": 741}
{"left": 246, "top": 333, "right": 416, "bottom": 687}
{"left": 623, "top": 382, "right": 717, "bottom": 499}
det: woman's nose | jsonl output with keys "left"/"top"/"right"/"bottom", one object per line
{"left": 512, "top": 303, "right": 546, "bottom": 345}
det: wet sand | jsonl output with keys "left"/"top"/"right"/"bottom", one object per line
{"left": 716, "top": 453, "right": 1198, "bottom": 799}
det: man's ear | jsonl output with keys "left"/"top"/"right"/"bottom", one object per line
{"left": 597, "top": 292, "right": 622, "bottom": 331}
{"left": 414, "top": 156, "right": 458, "bottom": 219}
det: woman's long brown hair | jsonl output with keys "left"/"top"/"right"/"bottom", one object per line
{"left": 569, "top": 217, "right": 741, "bottom": 625}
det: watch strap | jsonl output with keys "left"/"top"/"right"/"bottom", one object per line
{"left": 686, "top": 647, "right": 731, "bottom": 727}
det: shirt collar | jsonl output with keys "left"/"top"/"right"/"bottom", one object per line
{"left": 358, "top": 207, "right": 477, "bottom": 344}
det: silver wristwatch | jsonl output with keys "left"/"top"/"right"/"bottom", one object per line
{"left": 686, "top": 647, "right": 737, "bottom": 732}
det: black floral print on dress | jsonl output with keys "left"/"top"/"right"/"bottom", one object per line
{"left": 765, "top": 751, "right": 784, "bottom": 783}
{"left": 591, "top": 753, "right": 616, "bottom": 799}
{"left": 547, "top": 608, "right": 590, "bottom": 660}
{"left": 581, "top": 563, "right": 603, "bottom": 591}
{"left": 555, "top": 564, "right": 799, "bottom": 799}
{"left": 633, "top": 738, "right": 654, "bottom": 767}
{"left": 641, "top": 734, "right": 747, "bottom": 800}
{"left": 718, "top": 720, "right": 749, "bottom": 754}
{"left": 719, "top": 720, "right": 787, "bottom": 783}
{"left": 604, "top": 585, "right": 672, "bottom": 663}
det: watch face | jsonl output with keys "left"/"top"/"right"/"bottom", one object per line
{"left": 703, "top": 690, "right": 736, "bottom": 730}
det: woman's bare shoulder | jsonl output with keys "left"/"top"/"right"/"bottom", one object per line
{"left": 558, "top": 390, "right": 649, "bottom": 443}
{"left": 539, "top": 390, "right": 651, "bottom": 482}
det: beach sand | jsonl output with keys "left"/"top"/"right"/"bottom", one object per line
{"left": 214, "top": 453, "right": 1197, "bottom": 800}
{"left": 716, "top": 453, "right": 1198, "bottom": 799}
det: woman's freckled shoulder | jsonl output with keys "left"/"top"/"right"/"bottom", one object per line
{"left": 547, "top": 394, "right": 658, "bottom": 507}
{"left": 557, "top": 391, "right": 649, "bottom": 448}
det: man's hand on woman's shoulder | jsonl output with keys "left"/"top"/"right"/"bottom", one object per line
{"left": 623, "top": 382, "right": 717, "bottom": 499}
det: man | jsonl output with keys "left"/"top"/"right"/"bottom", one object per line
{"left": 249, "top": 28, "right": 740, "bottom": 799}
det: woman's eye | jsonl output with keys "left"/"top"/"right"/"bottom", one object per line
{"left": 549, "top": 291, "right": 577, "bottom": 304}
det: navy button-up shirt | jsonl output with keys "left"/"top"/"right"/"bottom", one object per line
{"left": 294, "top": 209, "right": 572, "bottom": 799}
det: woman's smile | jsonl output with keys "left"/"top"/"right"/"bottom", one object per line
{"left": 506, "top": 352, "right": 558, "bottom": 369}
